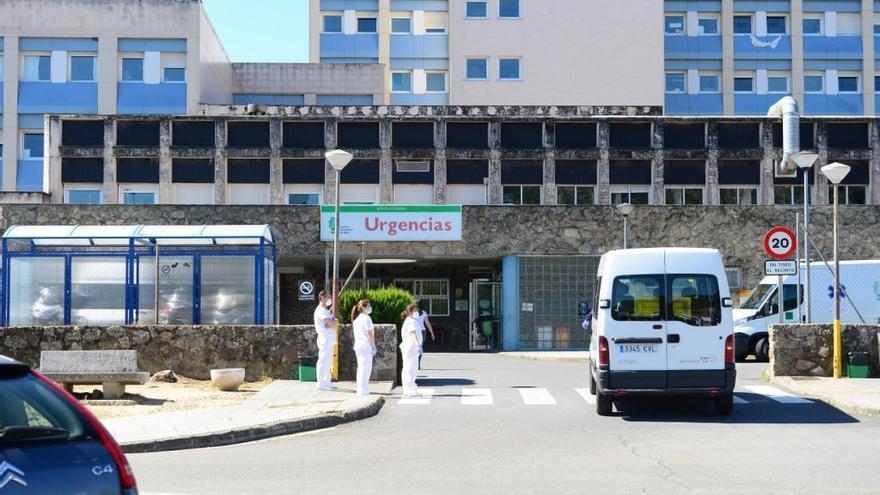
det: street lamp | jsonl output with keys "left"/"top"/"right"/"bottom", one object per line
{"left": 326, "top": 149, "right": 352, "bottom": 381}
{"left": 616, "top": 203, "right": 634, "bottom": 249}
{"left": 793, "top": 151, "right": 819, "bottom": 323}
{"left": 821, "top": 161, "right": 850, "bottom": 379}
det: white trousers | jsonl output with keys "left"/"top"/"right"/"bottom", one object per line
{"left": 401, "top": 344, "right": 420, "bottom": 396}
{"left": 316, "top": 330, "right": 336, "bottom": 389}
{"left": 355, "top": 347, "right": 373, "bottom": 395}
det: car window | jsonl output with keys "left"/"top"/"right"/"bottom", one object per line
{"left": 0, "top": 372, "right": 90, "bottom": 442}
{"left": 668, "top": 275, "right": 721, "bottom": 326}
{"left": 593, "top": 276, "right": 601, "bottom": 320}
{"left": 611, "top": 275, "right": 664, "bottom": 321}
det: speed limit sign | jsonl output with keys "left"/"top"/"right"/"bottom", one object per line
{"left": 763, "top": 226, "right": 796, "bottom": 260}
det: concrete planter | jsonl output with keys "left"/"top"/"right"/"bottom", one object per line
{"left": 210, "top": 368, "right": 245, "bottom": 391}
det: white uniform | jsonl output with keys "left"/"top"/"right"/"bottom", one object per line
{"left": 416, "top": 311, "right": 428, "bottom": 351}
{"left": 352, "top": 313, "right": 374, "bottom": 395}
{"left": 400, "top": 316, "right": 421, "bottom": 396}
{"left": 313, "top": 304, "right": 336, "bottom": 390}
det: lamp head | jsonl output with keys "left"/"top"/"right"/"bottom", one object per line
{"left": 616, "top": 203, "right": 635, "bottom": 217}
{"left": 821, "top": 162, "right": 851, "bottom": 185}
{"left": 792, "top": 151, "right": 819, "bottom": 170}
{"left": 325, "top": 149, "right": 353, "bottom": 171}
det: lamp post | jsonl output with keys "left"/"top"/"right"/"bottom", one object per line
{"left": 821, "top": 162, "right": 850, "bottom": 379}
{"left": 793, "top": 152, "right": 819, "bottom": 323}
{"left": 325, "top": 149, "right": 353, "bottom": 381}
{"left": 616, "top": 203, "right": 634, "bottom": 249}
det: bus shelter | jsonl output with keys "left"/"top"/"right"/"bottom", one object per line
{"left": 1, "top": 224, "right": 276, "bottom": 327}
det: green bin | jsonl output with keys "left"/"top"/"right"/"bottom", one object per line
{"left": 847, "top": 352, "right": 870, "bottom": 379}
{"left": 299, "top": 356, "right": 318, "bottom": 382}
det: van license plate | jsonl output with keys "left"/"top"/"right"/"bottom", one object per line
{"left": 619, "top": 344, "right": 658, "bottom": 353}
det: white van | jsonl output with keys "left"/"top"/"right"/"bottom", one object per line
{"left": 588, "top": 248, "right": 736, "bottom": 416}
{"left": 733, "top": 260, "right": 880, "bottom": 361}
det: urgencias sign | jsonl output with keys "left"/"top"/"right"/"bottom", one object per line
{"left": 320, "top": 205, "right": 463, "bottom": 241}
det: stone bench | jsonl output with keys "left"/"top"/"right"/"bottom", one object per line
{"left": 40, "top": 350, "right": 149, "bottom": 399}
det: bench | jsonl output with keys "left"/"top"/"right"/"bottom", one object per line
{"left": 39, "top": 350, "right": 149, "bottom": 399}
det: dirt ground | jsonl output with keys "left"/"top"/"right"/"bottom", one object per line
{"left": 80, "top": 376, "right": 272, "bottom": 420}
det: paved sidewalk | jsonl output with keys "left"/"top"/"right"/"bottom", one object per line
{"left": 773, "top": 376, "right": 880, "bottom": 416}
{"left": 498, "top": 351, "right": 589, "bottom": 363}
{"left": 103, "top": 380, "right": 393, "bottom": 453}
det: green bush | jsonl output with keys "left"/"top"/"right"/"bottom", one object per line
{"left": 338, "top": 286, "right": 414, "bottom": 328}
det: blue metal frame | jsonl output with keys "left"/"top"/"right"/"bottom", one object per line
{"left": 1, "top": 230, "right": 276, "bottom": 327}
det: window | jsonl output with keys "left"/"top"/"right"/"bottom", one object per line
{"left": 734, "top": 77, "right": 754, "bottom": 93}
{"left": 121, "top": 57, "right": 144, "bottom": 81}
{"left": 466, "top": 58, "right": 488, "bottom": 80}
{"left": 720, "top": 187, "right": 758, "bottom": 205}
{"left": 393, "top": 279, "right": 449, "bottom": 316}
{"left": 391, "top": 17, "right": 411, "bottom": 34}
{"left": 396, "top": 161, "right": 431, "bottom": 173}
{"left": 839, "top": 76, "right": 859, "bottom": 93}
{"left": 288, "top": 193, "right": 321, "bottom": 205}
{"left": 665, "top": 187, "right": 703, "bottom": 205}
{"left": 804, "top": 74, "right": 824, "bottom": 93}
{"left": 875, "top": 24, "right": 880, "bottom": 35}
{"left": 0, "top": 55, "right": 4, "bottom": 81}
{"left": 67, "top": 189, "right": 102, "bottom": 204}
{"left": 424, "top": 12, "right": 448, "bottom": 33}
{"left": 668, "top": 275, "right": 721, "bottom": 326}
{"left": 499, "top": 0, "right": 520, "bottom": 18}
{"left": 611, "top": 275, "right": 664, "bottom": 321}
{"left": 698, "top": 17, "right": 719, "bottom": 35}
{"left": 70, "top": 55, "right": 96, "bottom": 81}
{"left": 768, "top": 76, "right": 789, "bottom": 93}
{"left": 22, "top": 133, "right": 43, "bottom": 159}
{"left": 733, "top": 15, "right": 752, "bottom": 34}
{"left": 557, "top": 186, "right": 594, "bottom": 205}
{"left": 611, "top": 186, "right": 649, "bottom": 205}
{"left": 876, "top": 76, "right": 880, "bottom": 93}
{"left": 803, "top": 18, "right": 822, "bottom": 35}
{"left": 766, "top": 16, "right": 787, "bottom": 35}
{"left": 323, "top": 14, "right": 342, "bottom": 33}
{"left": 22, "top": 54, "right": 50, "bottom": 81}
{"left": 357, "top": 17, "right": 378, "bottom": 33}
{"left": 665, "top": 15, "right": 685, "bottom": 35}
{"left": 466, "top": 1, "right": 488, "bottom": 18}
{"left": 725, "top": 268, "right": 742, "bottom": 290}
{"left": 774, "top": 185, "right": 809, "bottom": 205}
{"left": 499, "top": 58, "right": 520, "bottom": 80}
{"left": 837, "top": 13, "right": 861, "bottom": 35}
{"left": 163, "top": 67, "right": 185, "bottom": 82}
{"left": 503, "top": 185, "right": 541, "bottom": 205}
{"left": 699, "top": 75, "right": 720, "bottom": 93}
{"left": 391, "top": 71, "right": 412, "bottom": 92}
{"left": 426, "top": 72, "right": 447, "bottom": 92}
{"left": 666, "top": 72, "right": 685, "bottom": 93}
{"left": 829, "top": 185, "right": 867, "bottom": 205}
{"left": 122, "top": 191, "right": 156, "bottom": 205}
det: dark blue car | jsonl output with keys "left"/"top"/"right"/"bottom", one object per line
{"left": 0, "top": 354, "right": 138, "bottom": 494}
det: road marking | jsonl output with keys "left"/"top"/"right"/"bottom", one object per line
{"left": 461, "top": 388, "right": 493, "bottom": 405}
{"left": 575, "top": 388, "right": 596, "bottom": 404}
{"left": 398, "top": 388, "right": 434, "bottom": 405}
{"left": 744, "top": 385, "right": 812, "bottom": 404}
{"left": 733, "top": 395, "right": 749, "bottom": 404}
{"left": 518, "top": 388, "right": 557, "bottom": 405}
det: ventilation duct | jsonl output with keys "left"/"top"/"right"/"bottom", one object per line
{"left": 767, "top": 96, "right": 800, "bottom": 176}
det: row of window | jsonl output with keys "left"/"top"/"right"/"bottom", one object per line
{"left": 665, "top": 71, "right": 870, "bottom": 94}
{"left": 465, "top": 0, "right": 520, "bottom": 19}
{"left": 391, "top": 70, "right": 448, "bottom": 93}
{"left": 665, "top": 12, "right": 871, "bottom": 36}
{"left": 322, "top": 12, "right": 448, "bottom": 34}
{"left": 465, "top": 57, "right": 520, "bottom": 80}
{"left": 8, "top": 53, "right": 185, "bottom": 83}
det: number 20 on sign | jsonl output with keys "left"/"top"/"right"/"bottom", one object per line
{"left": 763, "top": 226, "right": 797, "bottom": 260}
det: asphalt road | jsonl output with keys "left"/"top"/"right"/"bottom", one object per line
{"left": 131, "top": 353, "right": 880, "bottom": 495}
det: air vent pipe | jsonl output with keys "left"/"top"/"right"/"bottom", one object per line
{"left": 767, "top": 96, "right": 800, "bottom": 176}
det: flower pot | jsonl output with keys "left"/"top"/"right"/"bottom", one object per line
{"left": 210, "top": 368, "right": 245, "bottom": 391}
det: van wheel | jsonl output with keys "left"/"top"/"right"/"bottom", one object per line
{"left": 596, "top": 394, "right": 613, "bottom": 416}
{"left": 754, "top": 338, "right": 770, "bottom": 362}
{"left": 714, "top": 394, "right": 734, "bottom": 416}
{"left": 589, "top": 371, "right": 597, "bottom": 395}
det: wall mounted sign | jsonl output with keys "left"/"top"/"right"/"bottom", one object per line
{"left": 320, "top": 205, "right": 462, "bottom": 242}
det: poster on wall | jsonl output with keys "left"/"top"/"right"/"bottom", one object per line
{"left": 320, "top": 205, "right": 463, "bottom": 242}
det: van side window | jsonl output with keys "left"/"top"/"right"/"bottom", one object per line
{"left": 593, "top": 276, "right": 601, "bottom": 319}
{"left": 668, "top": 275, "right": 721, "bottom": 326}
{"left": 611, "top": 275, "right": 664, "bottom": 321}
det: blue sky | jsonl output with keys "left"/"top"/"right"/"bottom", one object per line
{"left": 202, "top": 0, "right": 309, "bottom": 63}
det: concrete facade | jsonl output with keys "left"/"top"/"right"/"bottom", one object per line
{"left": 231, "top": 64, "right": 385, "bottom": 106}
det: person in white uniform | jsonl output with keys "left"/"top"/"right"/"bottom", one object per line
{"left": 350, "top": 299, "right": 376, "bottom": 396}
{"left": 399, "top": 303, "right": 422, "bottom": 397}
{"left": 416, "top": 304, "right": 435, "bottom": 369}
{"left": 313, "top": 290, "right": 338, "bottom": 391}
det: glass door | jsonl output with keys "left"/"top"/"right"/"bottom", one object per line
{"left": 469, "top": 279, "right": 502, "bottom": 351}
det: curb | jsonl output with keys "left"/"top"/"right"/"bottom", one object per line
{"left": 120, "top": 396, "right": 385, "bottom": 454}
{"left": 772, "top": 378, "right": 880, "bottom": 417}
{"left": 498, "top": 353, "right": 590, "bottom": 364}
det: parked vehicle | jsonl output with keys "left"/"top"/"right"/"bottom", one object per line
{"left": 588, "top": 248, "right": 736, "bottom": 416}
{"left": 0, "top": 354, "right": 138, "bottom": 494}
{"left": 733, "top": 260, "right": 880, "bottom": 362}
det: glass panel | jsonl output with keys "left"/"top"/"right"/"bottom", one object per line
{"left": 875, "top": 76, "right": 880, "bottom": 93}
{"left": 0, "top": 374, "right": 90, "bottom": 439}
{"left": 742, "top": 188, "right": 757, "bottom": 205}
{"left": 838, "top": 77, "right": 859, "bottom": 92}
{"left": 521, "top": 186, "right": 541, "bottom": 205}
{"left": 768, "top": 77, "right": 788, "bottom": 92}
{"left": 766, "top": 16, "right": 787, "bottom": 34}
{"left": 666, "top": 188, "right": 682, "bottom": 205}
{"left": 467, "top": 59, "right": 487, "bottom": 79}
{"left": 70, "top": 257, "right": 126, "bottom": 325}
{"left": 163, "top": 67, "right": 185, "bottom": 82}
{"left": 576, "top": 187, "right": 594, "bottom": 205}
{"left": 557, "top": 186, "right": 575, "bottom": 205}
{"left": 734, "top": 78, "right": 753, "bottom": 92}
{"left": 426, "top": 72, "right": 446, "bottom": 92}
{"left": 392, "top": 72, "right": 412, "bottom": 92}
{"left": 503, "top": 186, "right": 520, "bottom": 205}
{"left": 804, "top": 75, "right": 823, "bottom": 92}
{"left": 122, "top": 58, "right": 144, "bottom": 81}
{"left": 698, "top": 18, "right": 718, "bottom": 35}
{"left": 288, "top": 193, "right": 320, "bottom": 205}
{"left": 774, "top": 186, "right": 792, "bottom": 205}
{"left": 23, "top": 134, "right": 44, "bottom": 159}
{"left": 668, "top": 275, "right": 721, "bottom": 326}
{"left": 201, "top": 256, "right": 256, "bottom": 325}
{"left": 70, "top": 56, "right": 96, "bottom": 81}
{"left": 665, "top": 15, "right": 685, "bottom": 34}
{"left": 720, "top": 188, "right": 738, "bottom": 205}
{"left": 123, "top": 192, "right": 156, "bottom": 205}
{"left": 733, "top": 16, "right": 752, "bottom": 34}
{"left": 611, "top": 275, "right": 664, "bottom": 321}
{"left": 611, "top": 192, "right": 628, "bottom": 205}
{"left": 137, "top": 254, "right": 195, "bottom": 324}
{"left": 666, "top": 73, "right": 685, "bottom": 93}
{"left": 499, "top": 59, "right": 520, "bottom": 79}
{"left": 23, "top": 55, "right": 50, "bottom": 81}
{"left": 499, "top": 0, "right": 519, "bottom": 18}
{"left": 741, "top": 284, "right": 774, "bottom": 310}
{"left": 699, "top": 75, "right": 720, "bottom": 92}
{"left": 684, "top": 188, "right": 703, "bottom": 205}
{"left": 630, "top": 192, "right": 649, "bottom": 205}
{"left": 68, "top": 190, "right": 101, "bottom": 205}
{"left": 847, "top": 186, "right": 867, "bottom": 205}
{"left": 391, "top": 18, "right": 411, "bottom": 33}
{"left": 324, "top": 15, "right": 342, "bottom": 33}
{"left": 466, "top": 1, "right": 487, "bottom": 18}
{"left": 357, "top": 18, "right": 377, "bottom": 33}
{"left": 8, "top": 257, "right": 65, "bottom": 326}
{"left": 803, "top": 18, "right": 821, "bottom": 34}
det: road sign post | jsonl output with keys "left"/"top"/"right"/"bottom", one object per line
{"left": 763, "top": 227, "right": 797, "bottom": 324}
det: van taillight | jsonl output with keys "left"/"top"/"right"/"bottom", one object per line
{"left": 724, "top": 334, "right": 734, "bottom": 364}
{"left": 598, "top": 336, "right": 610, "bottom": 366}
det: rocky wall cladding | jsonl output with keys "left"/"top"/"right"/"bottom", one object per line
{"left": 0, "top": 325, "right": 398, "bottom": 382}
{"left": 769, "top": 324, "right": 880, "bottom": 377}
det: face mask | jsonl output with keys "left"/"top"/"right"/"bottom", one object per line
{"left": 366, "top": 306, "right": 373, "bottom": 315}
{"left": 324, "top": 299, "right": 332, "bottom": 308}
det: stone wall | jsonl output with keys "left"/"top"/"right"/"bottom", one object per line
{"left": 0, "top": 324, "right": 398, "bottom": 382}
{"left": 769, "top": 324, "right": 880, "bottom": 377}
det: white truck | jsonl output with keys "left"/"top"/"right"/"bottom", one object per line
{"left": 733, "top": 260, "right": 880, "bottom": 361}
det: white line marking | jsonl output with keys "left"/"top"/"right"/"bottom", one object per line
{"left": 461, "top": 388, "right": 494, "bottom": 405}
{"left": 733, "top": 395, "right": 749, "bottom": 404}
{"left": 744, "top": 385, "right": 812, "bottom": 404}
{"left": 575, "top": 388, "right": 597, "bottom": 404}
{"left": 518, "top": 388, "right": 557, "bottom": 405}
{"left": 398, "top": 388, "right": 434, "bottom": 405}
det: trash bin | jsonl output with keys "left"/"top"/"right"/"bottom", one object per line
{"left": 299, "top": 356, "right": 318, "bottom": 382}
{"left": 847, "top": 351, "right": 870, "bottom": 378}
